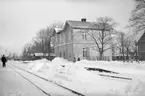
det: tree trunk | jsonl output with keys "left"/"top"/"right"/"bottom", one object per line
{"left": 99, "top": 50, "right": 103, "bottom": 60}
{"left": 121, "top": 33, "right": 125, "bottom": 62}
{"left": 127, "top": 48, "right": 129, "bottom": 61}
{"left": 48, "top": 42, "right": 51, "bottom": 60}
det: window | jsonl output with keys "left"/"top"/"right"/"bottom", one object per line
{"left": 85, "top": 34, "right": 87, "bottom": 40}
{"left": 83, "top": 48, "right": 87, "bottom": 57}
{"left": 82, "top": 34, "right": 85, "bottom": 39}
{"left": 82, "top": 33, "right": 87, "bottom": 40}
{"left": 83, "top": 48, "right": 85, "bottom": 57}
{"left": 60, "top": 52, "right": 62, "bottom": 57}
{"left": 63, "top": 52, "right": 65, "bottom": 58}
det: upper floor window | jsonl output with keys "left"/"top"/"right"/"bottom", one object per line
{"left": 82, "top": 34, "right": 85, "bottom": 39}
{"left": 82, "top": 33, "right": 87, "bottom": 40}
{"left": 85, "top": 34, "right": 87, "bottom": 40}
{"left": 58, "top": 34, "right": 60, "bottom": 44}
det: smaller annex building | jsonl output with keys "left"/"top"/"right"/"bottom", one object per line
{"left": 136, "top": 31, "right": 145, "bottom": 60}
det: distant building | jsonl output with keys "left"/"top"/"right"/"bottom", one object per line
{"left": 53, "top": 18, "right": 112, "bottom": 61}
{"left": 136, "top": 31, "right": 145, "bottom": 60}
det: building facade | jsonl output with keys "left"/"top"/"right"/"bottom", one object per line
{"left": 136, "top": 32, "right": 145, "bottom": 60}
{"left": 53, "top": 19, "right": 112, "bottom": 61}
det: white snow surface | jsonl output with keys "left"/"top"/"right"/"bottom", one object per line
{"left": 11, "top": 58, "right": 145, "bottom": 96}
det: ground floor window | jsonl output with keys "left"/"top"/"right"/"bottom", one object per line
{"left": 83, "top": 48, "right": 87, "bottom": 57}
{"left": 83, "top": 47, "right": 90, "bottom": 59}
{"left": 63, "top": 52, "right": 65, "bottom": 58}
{"left": 60, "top": 52, "right": 62, "bottom": 57}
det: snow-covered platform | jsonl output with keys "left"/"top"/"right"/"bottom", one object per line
{"left": 0, "top": 65, "right": 47, "bottom": 96}
{"left": 8, "top": 58, "right": 145, "bottom": 96}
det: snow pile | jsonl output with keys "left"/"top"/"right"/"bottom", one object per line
{"left": 51, "top": 57, "right": 71, "bottom": 74}
{"left": 24, "top": 58, "right": 130, "bottom": 95}
{"left": 48, "top": 58, "right": 101, "bottom": 84}
{"left": 15, "top": 57, "right": 145, "bottom": 96}
{"left": 26, "top": 58, "right": 50, "bottom": 72}
{"left": 125, "top": 76, "right": 145, "bottom": 96}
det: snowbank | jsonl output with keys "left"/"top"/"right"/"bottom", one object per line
{"left": 26, "top": 58, "right": 50, "bottom": 72}
{"left": 23, "top": 58, "right": 124, "bottom": 95}
{"left": 125, "top": 76, "right": 145, "bottom": 96}
{"left": 14, "top": 57, "right": 145, "bottom": 96}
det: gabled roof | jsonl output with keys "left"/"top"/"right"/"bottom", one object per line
{"left": 66, "top": 20, "right": 97, "bottom": 29}
{"left": 67, "top": 20, "right": 112, "bottom": 30}
{"left": 136, "top": 31, "right": 145, "bottom": 45}
{"left": 54, "top": 20, "right": 112, "bottom": 34}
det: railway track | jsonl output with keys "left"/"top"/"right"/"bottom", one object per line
{"left": 9, "top": 64, "right": 85, "bottom": 96}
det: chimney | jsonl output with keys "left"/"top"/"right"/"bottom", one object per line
{"left": 81, "top": 18, "right": 86, "bottom": 22}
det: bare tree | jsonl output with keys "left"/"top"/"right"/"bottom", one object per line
{"left": 22, "top": 21, "right": 64, "bottom": 60}
{"left": 114, "top": 31, "right": 137, "bottom": 61}
{"left": 33, "top": 27, "right": 54, "bottom": 57}
{"left": 124, "top": 34, "right": 138, "bottom": 60}
{"left": 124, "top": 35, "right": 132, "bottom": 60}
{"left": 36, "top": 29, "right": 47, "bottom": 54}
{"left": 111, "top": 31, "right": 125, "bottom": 60}
{"left": 50, "top": 21, "right": 64, "bottom": 28}
{"left": 84, "top": 17, "right": 116, "bottom": 60}
{"left": 129, "top": 0, "right": 145, "bottom": 33}
{"left": 22, "top": 43, "right": 32, "bottom": 59}
{"left": 44, "top": 27, "right": 54, "bottom": 59}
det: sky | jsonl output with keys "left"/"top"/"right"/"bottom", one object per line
{"left": 0, "top": 0, "right": 135, "bottom": 54}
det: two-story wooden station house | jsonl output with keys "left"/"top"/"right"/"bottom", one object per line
{"left": 53, "top": 19, "right": 112, "bottom": 61}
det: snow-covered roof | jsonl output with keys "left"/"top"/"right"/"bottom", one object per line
{"left": 67, "top": 20, "right": 112, "bottom": 30}
{"left": 67, "top": 20, "right": 97, "bottom": 29}
{"left": 136, "top": 31, "right": 145, "bottom": 45}
{"left": 54, "top": 28, "right": 63, "bottom": 34}
{"left": 54, "top": 20, "right": 112, "bottom": 34}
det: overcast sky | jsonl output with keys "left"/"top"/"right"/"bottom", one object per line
{"left": 0, "top": 0, "right": 134, "bottom": 54}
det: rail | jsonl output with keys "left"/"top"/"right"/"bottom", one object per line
{"left": 9, "top": 64, "right": 85, "bottom": 96}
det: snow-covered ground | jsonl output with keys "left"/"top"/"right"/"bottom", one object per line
{"left": 0, "top": 66, "right": 47, "bottom": 96}
{"left": 10, "top": 58, "right": 145, "bottom": 96}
